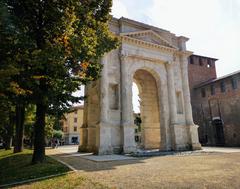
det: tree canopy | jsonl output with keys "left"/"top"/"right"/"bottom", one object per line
{"left": 0, "top": 0, "right": 118, "bottom": 163}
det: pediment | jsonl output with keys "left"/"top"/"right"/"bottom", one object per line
{"left": 120, "top": 30, "right": 178, "bottom": 50}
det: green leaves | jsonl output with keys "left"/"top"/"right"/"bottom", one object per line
{"left": 0, "top": 0, "right": 119, "bottom": 113}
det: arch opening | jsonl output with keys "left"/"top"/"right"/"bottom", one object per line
{"left": 132, "top": 69, "right": 161, "bottom": 149}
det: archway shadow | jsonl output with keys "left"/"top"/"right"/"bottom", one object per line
{"left": 50, "top": 152, "right": 148, "bottom": 172}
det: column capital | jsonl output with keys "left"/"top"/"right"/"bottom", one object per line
{"left": 119, "top": 49, "right": 129, "bottom": 62}
{"left": 165, "top": 61, "right": 174, "bottom": 69}
{"left": 165, "top": 61, "right": 174, "bottom": 65}
{"left": 176, "top": 50, "right": 193, "bottom": 57}
{"left": 100, "top": 54, "right": 108, "bottom": 65}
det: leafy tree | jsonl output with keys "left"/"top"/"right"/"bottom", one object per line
{"left": 52, "top": 130, "right": 64, "bottom": 140}
{"left": 1, "top": 0, "right": 118, "bottom": 163}
{"left": 0, "top": 0, "right": 31, "bottom": 153}
{"left": 134, "top": 114, "right": 142, "bottom": 132}
{"left": 24, "top": 105, "right": 36, "bottom": 147}
{"left": 0, "top": 99, "right": 14, "bottom": 150}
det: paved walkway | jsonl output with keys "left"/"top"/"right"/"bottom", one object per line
{"left": 47, "top": 146, "right": 240, "bottom": 189}
{"left": 50, "top": 145, "right": 240, "bottom": 154}
{"left": 202, "top": 146, "right": 240, "bottom": 153}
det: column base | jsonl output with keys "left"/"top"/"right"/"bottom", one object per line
{"left": 78, "top": 144, "right": 98, "bottom": 154}
{"left": 189, "top": 124, "right": 202, "bottom": 150}
{"left": 172, "top": 124, "right": 201, "bottom": 151}
{"left": 123, "top": 125, "right": 137, "bottom": 154}
{"left": 192, "top": 143, "right": 202, "bottom": 150}
{"left": 97, "top": 146, "right": 113, "bottom": 155}
{"left": 79, "top": 127, "right": 88, "bottom": 152}
{"left": 87, "top": 145, "right": 98, "bottom": 154}
{"left": 95, "top": 122, "right": 113, "bottom": 155}
{"left": 124, "top": 145, "right": 137, "bottom": 154}
{"left": 172, "top": 124, "right": 191, "bottom": 151}
{"left": 78, "top": 145, "right": 88, "bottom": 153}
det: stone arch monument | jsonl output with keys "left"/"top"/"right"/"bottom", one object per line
{"left": 79, "top": 17, "right": 201, "bottom": 155}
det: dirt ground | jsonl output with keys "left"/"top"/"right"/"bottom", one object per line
{"left": 48, "top": 147, "right": 240, "bottom": 189}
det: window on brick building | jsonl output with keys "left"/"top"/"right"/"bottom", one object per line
{"left": 207, "top": 59, "right": 212, "bottom": 68}
{"left": 74, "top": 117, "right": 77, "bottom": 123}
{"left": 189, "top": 57, "right": 194, "bottom": 64}
{"left": 210, "top": 85, "right": 215, "bottom": 95}
{"left": 201, "top": 88, "right": 206, "bottom": 98}
{"left": 199, "top": 58, "right": 203, "bottom": 66}
{"left": 231, "top": 78, "right": 237, "bottom": 90}
{"left": 74, "top": 127, "right": 77, "bottom": 132}
{"left": 220, "top": 81, "right": 226, "bottom": 92}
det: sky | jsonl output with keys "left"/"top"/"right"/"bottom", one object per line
{"left": 112, "top": 0, "right": 240, "bottom": 77}
{"left": 75, "top": 1, "right": 240, "bottom": 111}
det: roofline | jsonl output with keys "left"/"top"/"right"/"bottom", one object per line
{"left": 112, "top": 16, "right": 189, "bottom": 40}
{"left": 190, "top": 54, "right": 218, "bottom": 61}
{"left": 119, "top": 17, "right": 170, "bottom": 33}
{"left": 194, "top": 70, "right": 240, "bottom": 89}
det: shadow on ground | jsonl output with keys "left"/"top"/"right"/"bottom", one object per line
{"left": 49, "top": 150, "right": 240, "bottom": 189}
{"left": 50, "top": 152, "right": 147, "bottom": 172}
{"left": 0, "top": 151, "right": 70, "bottom": 186}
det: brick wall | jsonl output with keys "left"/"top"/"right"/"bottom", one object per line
{"left": 192, "top": 74, "right": 240, "bottom": 146}
{"left": 188, "top": 55, "right": 240, "bottom": 147}
{"left": 188, "top": 55, "right": 217, "bottom": 95}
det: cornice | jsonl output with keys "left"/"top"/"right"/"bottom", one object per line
{"left": 120, "top": 30, "right": 178, "bottom": 49}
{"left": 121, "top": 35, "right": 177, "bottom": 53}
{"left": 120, "top": 49, "right": 167, "bottom": 64}
{"left": 175, "top": 50, "right": 193, "bottom": 57}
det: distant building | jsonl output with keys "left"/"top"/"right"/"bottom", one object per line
{"left": 61, "top": 105, "right": 84, "bottom": 145}
{"left": 188, "top": 54, "right": 240, "bottom": 146}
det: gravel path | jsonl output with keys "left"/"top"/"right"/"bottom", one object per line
{"left": 47, "top": 147, "right": 240, "bottom": 189}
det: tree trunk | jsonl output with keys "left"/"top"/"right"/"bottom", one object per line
{"left": 5, "top": 111, "right": 14, "bottom": 150}
{"left": 14, "top": 104, "right": 25, "bottom": 153}
{"left": 32, "top": 103, "right": 46, "bottom": 164}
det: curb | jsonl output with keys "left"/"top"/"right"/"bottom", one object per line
{"left": 50, "top": 156, "right": 77, "bottom": 172}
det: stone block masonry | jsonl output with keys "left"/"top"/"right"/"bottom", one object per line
{"left": 79, "top": 17, "right": 201, "bottom": 155}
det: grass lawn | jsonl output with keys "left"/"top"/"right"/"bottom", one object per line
{"left": 14, "top": 173, "right": 109, "bottom": 189}
{"left": 0, "top": 149, "right": 70, "bottom": 186}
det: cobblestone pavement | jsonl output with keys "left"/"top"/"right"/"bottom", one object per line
{"left": 47, "top": 146, "right": 240, "bottom": 189}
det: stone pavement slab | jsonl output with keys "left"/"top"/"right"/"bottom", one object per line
{"left": 80, "top": 154, "right": 136, "bottom": 162}
{"left": 202, "top": 147, "right": 240, "bottom": 153}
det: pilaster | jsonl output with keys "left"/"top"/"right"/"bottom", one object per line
{"left": 96, "top": 55, "right": 113, "bottom": 154}
{"left": 120, "top": 53, "right": 136, "bottom": 153}
{"left": 180, "top": 55, "right": 201, "bottom": 150}
{"left": 78, "top": 86, "right": 89, "bottom": 152}
{"left": 166, "top": 62, "right": 177, "bottom": 150}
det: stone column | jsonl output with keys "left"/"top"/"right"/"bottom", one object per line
{"left": 97, "top": 55, "right": 112, "bottom": 154}
{"left": 120, "top": 54, "right": 136, "bottom": 153}
{"left": 166, "top": 62, "right": 177, "bottom": 149}
{"left": 100, "top": 56, "right": 109, "bottom": 124}
{"left": 180, "top": 55, "right": 201, "bottom": 150}
{"left": 166, "top": 62, "right": 177, "bottom": 125}
{"left": 180, "top": 56, "right": 194, "bottom": 125}
{"left": 78, "top": 86, "right": 88, "bottom": 152}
